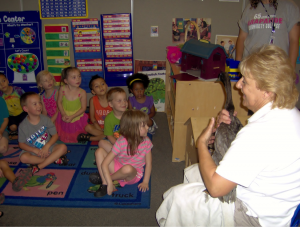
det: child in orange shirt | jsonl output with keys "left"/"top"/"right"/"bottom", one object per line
{"left": 78, "top": 75, "right": 112, "bottom": 142}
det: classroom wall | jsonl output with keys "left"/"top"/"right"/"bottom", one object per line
{"left": 1, "top": 0, "right": 300, "bottom": 107}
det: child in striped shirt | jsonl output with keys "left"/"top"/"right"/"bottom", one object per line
{"left": 91, "top": 109, "right": 153, "bottom": 197}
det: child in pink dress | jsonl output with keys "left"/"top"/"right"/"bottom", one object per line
{"left": 55, "top": 67, "right": 88, "bottom": 143}
{"left": 36, "top": 70, "right": 58, "bottom": 123}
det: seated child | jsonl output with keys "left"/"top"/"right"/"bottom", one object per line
{"left": 18, "top": 92, "right": 69, "bottom": 175}
{"left": 56, "top": 67, "right": 88, "bottom": 143}
{"left": 91, "top": 109, "right": 153, "bottom": 197}
{"left": 126, "top": 73, "right": 158, "bottom": 135}
{"left": 0, "top": 160, "right": 33, "bottom": 217}
{"left": 98, "top": 87, "right": 128, "bottom": 152}
{"left": 0, "top": 73, "right": 27, "bottom": 139}
{"left": 36, "top": 70, "right": 58, "bottom": 123}
{"left": 0, "top": 97, "right": 9, "bottom": 154}
{"left": 80, "top": 75, "right": 112, "bottom": 142}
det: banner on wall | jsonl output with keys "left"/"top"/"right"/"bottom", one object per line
{"left": 0, "top": 11, "right": 44, "bottom": 92}
{"left": 45, "top": 24, "right": 71, "bottom": 84}
{"left": 71, "top": 18, "right": 103, "bottom": 92}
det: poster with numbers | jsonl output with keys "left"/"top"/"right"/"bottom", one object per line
{"left": 39, "top": 0, "right": 88, "bottom": 19}
{"left": 71, "top": 18, "right": 103, "bottom": 92}
{"left": 45, "top": 24, "right": 70, "bottom": 84}
{"left": 101, "top": 14, "right": 133, "bottom": 86}
{"left": 0, "top": 11, "right": 44, "bottom": 93}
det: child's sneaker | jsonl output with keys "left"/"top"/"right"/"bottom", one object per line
{"left": 54, "top": 155, "right": 69, "bottom": 166}
{"left": 89, "top": 172, "right": 102, "bottom": 185}
{"left": 94, "top": 185, "right": 107, "bottom": 197}
{"left": 31, "top": 165, "right": 40, "bottom": 175}
{"left": 148, "top": 119, "right": 158, "bottom": 135}
{"left": 12, "top": 168, "right": 32, "bottom": 192}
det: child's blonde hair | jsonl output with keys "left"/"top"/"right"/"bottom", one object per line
{"left": 107, "top": 87, "right": 126, "bottom": 102}
{"left": 36, "top": 70, "right": 56, "bottom": 93}
{"left": 120, "top": 109, "right": 149, "bottom": 156}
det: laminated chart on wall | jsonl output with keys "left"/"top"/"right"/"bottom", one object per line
{"left": 71, "top": 18, "right": 103, "bottom": 91}
{"left": 101, "top": 14, "right": 133, "bottom": 86}
{"left": 45, "top": 24, "right": 71, "bottom": 84}
{"left": 0, "top": 11, "right": 44, "bottom": 92}
{"left": 39, "top": 0, "right": 88, "bottom": 19}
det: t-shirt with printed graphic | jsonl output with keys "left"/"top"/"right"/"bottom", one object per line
{"left": 0, "top": 86, "right": 25, "bottom": 116}
{"left": 92, "top": 95, "right": 112, "bottom": 129}
{"left": 239, "top": 0, "right": 300, "bottom": 59}
{"left": 18, "top": 115, "right": 57, "bottom": 149}
{"left": 129, "top": 95, "right": 153, "bottom": 115}
{"left": 104, "top": 111, "right": 120, "bottom": 139}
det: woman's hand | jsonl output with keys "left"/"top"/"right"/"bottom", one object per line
{"left": 216, "top": 109, "right": 237, "bottom": 127}
{"left": 198, "top": 118, "right": 216, "bottom": 147}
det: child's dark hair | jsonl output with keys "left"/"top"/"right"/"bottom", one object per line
{"left": 20, "top": 91, "right": 38, "bottom": 107}
{"left": 0, "top": 73, "right": 7, "bottom": 78}
{"left": 126, "top": 73, "right": 150, "bottom": 92}
{"left": 60, "top": 67, "right": 79, "bottom": 85}
{"left": 120, "top": 109, "right": 149, "bottom": 156}
{"left": 89, "top": 75, "right": 105, "bottom": 91}
{"left": 107, "top": 87, "right": 126, "bottom": 102}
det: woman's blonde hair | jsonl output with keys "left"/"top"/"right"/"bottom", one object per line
{"left": 120, "top": 109, "right": 149, "bottom": 156}
{"left": 239, "top": 45, "right": 298, "bottom": 109}
{"left": 36, "top": 70, "right": 56, "bottom": 93}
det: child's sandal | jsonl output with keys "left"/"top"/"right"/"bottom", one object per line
{"left": 12, "top": 168, "right": 32, "bottom": 192}
{"left": 31, "top": 165, "right": 40, "bottom": 175}
{"left": 77, "top": 133, "right": 91, "bottom": 143}
{"left": 54, "top": 155, "right": 69, "bottom": 166}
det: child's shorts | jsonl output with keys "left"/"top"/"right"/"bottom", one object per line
{"left": 19, "top": 142, "right": 58, "bottom": 159}
{"left": 8, "top": 112, "right": 27, "bottom": 128}
{"left": 113, "top": 159, "right": 143, "bottom": 187}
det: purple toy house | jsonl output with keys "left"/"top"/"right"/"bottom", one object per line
{"left": 180, "top": 39, "right": 228, "bottom": 80}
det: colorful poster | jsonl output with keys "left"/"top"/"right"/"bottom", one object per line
{"left": 0, "top": 11, "right": 44, "bottom": 92}
{"left": 71, "top": 18, "right": 103, "bottom": 91}
{"left": 45, "top": 24, "right": 70, "bottom": 84}
{"left": 172, "top": 18, "right": 212, "bottom": 44}
{"left": 101, "top": 14, "right": 133, "bottom": 86}
{"left": 138, "top": 70, "right": 166, "bottom": 112}
{"left": 39, "top": 0, "right": 88, "bottom": 19}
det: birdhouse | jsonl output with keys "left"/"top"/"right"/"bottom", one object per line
{"left": 180, "top": 39, "right": 227, "bottom": 80}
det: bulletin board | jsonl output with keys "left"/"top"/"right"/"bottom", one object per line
{"left": 0, "top": 11, "right": 44, "bottom": 92}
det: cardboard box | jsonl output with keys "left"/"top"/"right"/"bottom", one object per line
{"left": 184, "top": 116, "right": 249, "bottom": 167}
